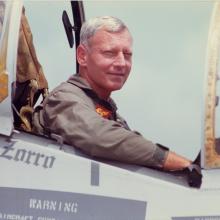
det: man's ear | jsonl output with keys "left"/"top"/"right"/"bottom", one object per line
{"left": 77, "top": 44, "right": 87, "bottom": 67}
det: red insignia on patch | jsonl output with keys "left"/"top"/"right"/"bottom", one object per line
{"left": 95, "top": 104, "right": 112, "bottom": 119}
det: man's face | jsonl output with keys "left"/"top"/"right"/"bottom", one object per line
{"left": 78, "top": 28, "right": 133, "bottom": 99}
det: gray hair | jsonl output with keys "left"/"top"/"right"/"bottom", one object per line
{"left": 80, "top": 16, "right": 129, "bottom": 46}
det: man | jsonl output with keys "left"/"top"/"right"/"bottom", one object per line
{"left": 38, "top": 16, "right": 191, "bottom": 170}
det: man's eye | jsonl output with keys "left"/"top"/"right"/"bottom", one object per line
{"left": 124, "top": 52, "right": 132, "bottom": 59}
{"left": 103, "top": 51, "right": 115, "bottom": 57}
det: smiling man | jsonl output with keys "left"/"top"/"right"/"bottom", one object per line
{"left": 38, "top": 16, "right": 191, "bottom": 171}
{"left": 77, "top": 18, "right": 132, "bottom": 100}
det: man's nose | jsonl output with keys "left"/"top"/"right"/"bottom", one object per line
{"left": 113, "top": 52, "right": 126, "bottom": 67}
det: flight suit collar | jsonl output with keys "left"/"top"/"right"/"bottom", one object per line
{"left": 67, "top": 74, "right": 118, "bottom": 113}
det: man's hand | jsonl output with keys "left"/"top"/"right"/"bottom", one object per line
{"left": 163, "top": 151, "right": 192, "bottom": 171}
{"left": 163, "top": 151, "right": 202, "bottom": 188}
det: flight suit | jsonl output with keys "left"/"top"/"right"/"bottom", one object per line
{"left": 39, "top": 74, "right": 169, "bottom": 169}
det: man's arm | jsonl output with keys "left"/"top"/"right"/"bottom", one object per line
{"left": 163, "top": 151, "right": 192, "bottom": 171}
{"left": 42, "top": 82, "right": 192, "bottom": 171}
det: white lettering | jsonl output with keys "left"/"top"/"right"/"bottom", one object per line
{"left": 29, "top": 199, "right": 57, "bottom": 211}
{"left": 29, "top": 199, "right": 78, "bottom": 213}
{"left": 63, "top": 202, "right": 78, "bottom": 213}
{"left": 58, "top": 201, "right": 62, "bottom": 211}
{"left": 37, "top": 217, "right": 55, "bottom": 220}
{"left": 1, "top": 214, "right": 33, "bottom": 220}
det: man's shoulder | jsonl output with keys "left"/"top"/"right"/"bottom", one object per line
{"left": 53, "top": 80, "right": 81, "bottom": 93}
{"left": 52, "top": 75, "right": 90, "bottom": 94}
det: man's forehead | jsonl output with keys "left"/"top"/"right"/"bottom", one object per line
{"left": 88, "top": 28, "right": 133, "bottom": 46}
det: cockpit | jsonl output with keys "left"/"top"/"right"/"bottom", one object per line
{"left": 1, "top": 0, "right": 220, "bottom": 186}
